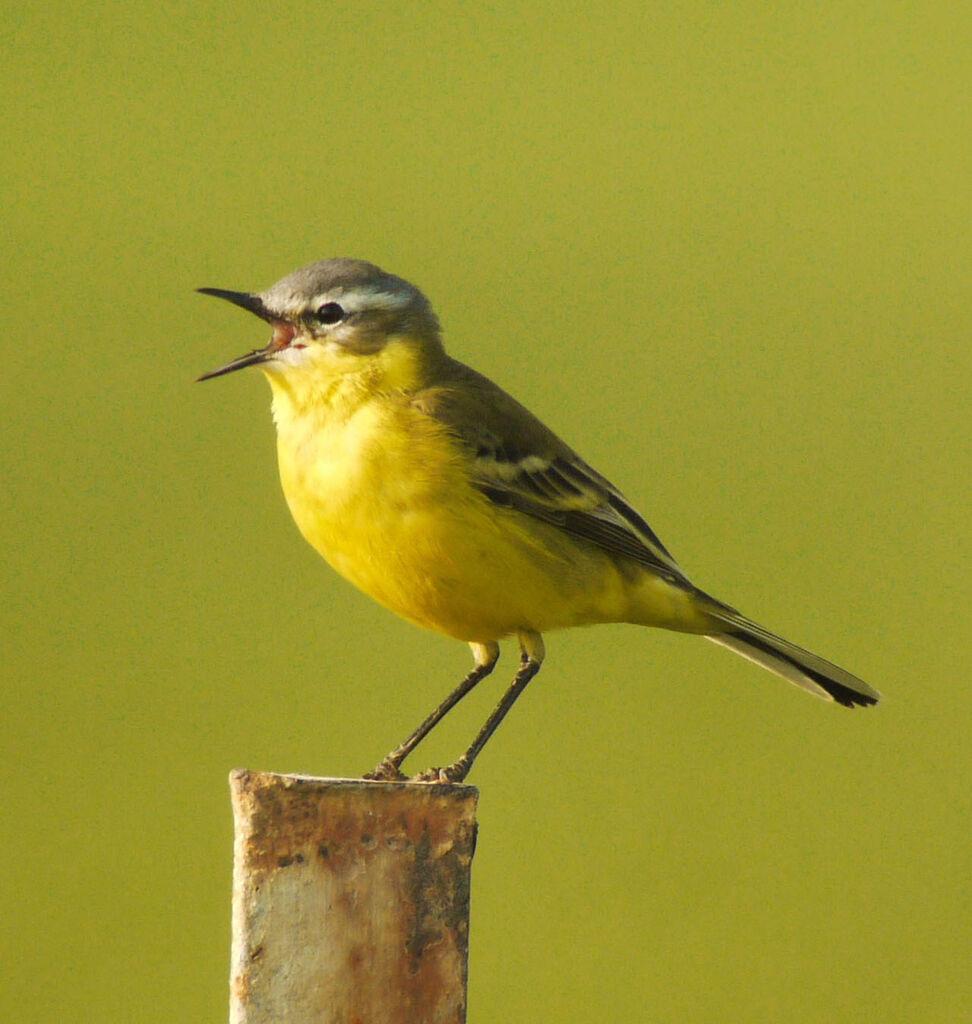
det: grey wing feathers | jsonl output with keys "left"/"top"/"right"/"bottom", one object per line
{"left": 414, "top": 359, "right": 688, "bottom": 583}
{"left": 475, "top": 454, "right": 687, "bottom": 582}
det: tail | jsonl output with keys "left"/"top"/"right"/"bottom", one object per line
{"left": 704, "top": 605, "right": 880, "bottom": 708}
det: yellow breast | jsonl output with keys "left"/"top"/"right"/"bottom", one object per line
{"left": 268, "top": 367, "right": 492, "bottom": 635}
{"left": 262, "top": 342, "right": 703, "bottom": 643}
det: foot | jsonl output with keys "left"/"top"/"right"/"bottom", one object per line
{"left": 363, "top": 758, "right": 408, "bottom": 781}
{"left": 413, "top": 758, "right": 471, "bottom": 784}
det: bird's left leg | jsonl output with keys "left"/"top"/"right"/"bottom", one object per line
{"left": 416, "top": 631, "right": 545, "bottom": 783}
{"left": 364, "top": 641, "right": 500, "bottom": 781}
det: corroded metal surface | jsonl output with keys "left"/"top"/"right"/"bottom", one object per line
{"left": 230, "top": 771, "right": 478, "bottom": 1024}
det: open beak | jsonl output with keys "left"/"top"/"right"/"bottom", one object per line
{"left": 197, "top": 288, "right": 296, "bottom": 381}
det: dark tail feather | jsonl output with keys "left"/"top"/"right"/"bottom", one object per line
{"left": 705, "top": 611, "right": 880, "bottom": 708}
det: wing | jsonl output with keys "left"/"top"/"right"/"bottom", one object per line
{"left": 413, "top": 358, "right": 690, "bottom": 585}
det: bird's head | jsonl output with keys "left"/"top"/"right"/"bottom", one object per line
{"left": 198, "top": 259, "right": 443, "bottom": 400}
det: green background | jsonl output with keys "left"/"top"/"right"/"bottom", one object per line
{"left": 2, "top": 2, "right": 968, "bottom": 1021}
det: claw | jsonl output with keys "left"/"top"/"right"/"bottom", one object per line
{"left": 413, "top": 758, "right": 470, "bottom": 784}
{"left": 363, "top": 759, "right": 408, "bottom": 782}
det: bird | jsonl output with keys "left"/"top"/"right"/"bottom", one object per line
{"left": 198, "top": 258, "right": 879, "bottom": 782}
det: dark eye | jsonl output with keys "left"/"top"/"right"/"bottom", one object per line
{"left": 314, "top": 302, "right": 345, "bottom": 325}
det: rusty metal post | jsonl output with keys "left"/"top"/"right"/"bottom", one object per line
{"left": 229, "top": 770, "right": 479, "bottom": 1024}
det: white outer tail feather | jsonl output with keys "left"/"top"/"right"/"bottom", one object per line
{"left": 705, "top": 612, "right": 880, "bottom": 707}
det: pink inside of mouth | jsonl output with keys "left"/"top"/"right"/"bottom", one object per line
{"left": 269, "top": 322, "right": 297, "bottom": 351}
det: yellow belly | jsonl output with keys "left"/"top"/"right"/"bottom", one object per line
{"left": 273, "top": 394, "right": 605, "bottom": 639}
{"left": 271, "top": 387, "right": 710, "bottom": 642}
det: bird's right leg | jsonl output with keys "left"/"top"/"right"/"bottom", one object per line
{"left": 415, "top": 631, "right": 545, "bottom": 784}
{"left": 364, "top": 641, "right": 500, "bottom": 781}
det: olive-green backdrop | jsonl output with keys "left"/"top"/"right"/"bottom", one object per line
{"left": 2, "top": 2, "right": 968, "bottom": 1021}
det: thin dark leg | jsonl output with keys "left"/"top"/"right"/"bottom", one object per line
{"left": 417, "top": 631, "right": 545, "bottom": 783}
{"left": 364, "top": 642, "right": 499, "bottom": 780}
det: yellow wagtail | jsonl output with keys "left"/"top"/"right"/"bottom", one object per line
{"left": 199, "top": 259, "right": 879, "bottom": 782}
